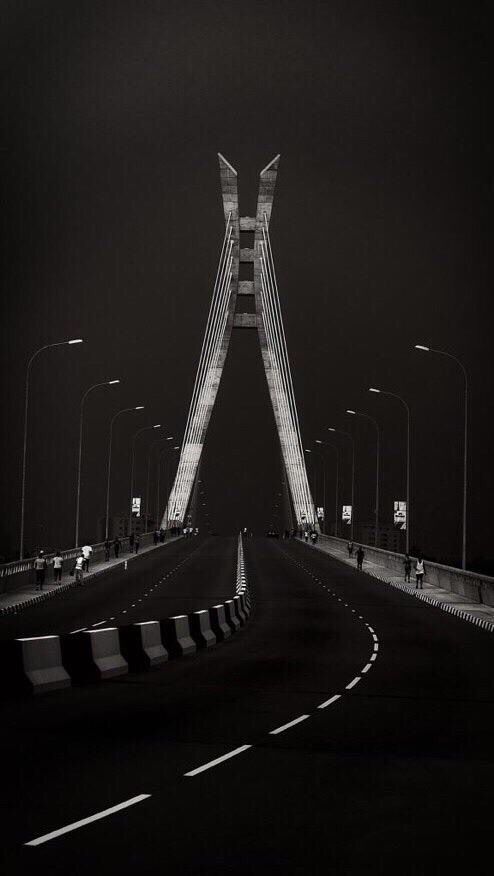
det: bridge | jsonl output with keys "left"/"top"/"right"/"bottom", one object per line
{"left": 1, "top": 157, "right": 493, "bottom": 875}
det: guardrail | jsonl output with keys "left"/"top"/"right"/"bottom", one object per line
{"left": 313, "top": 534, "right": 494, "bottom": 607}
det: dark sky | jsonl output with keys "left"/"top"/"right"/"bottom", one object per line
{"left": 1, "top": 0, "right": 492, "bottom": 569}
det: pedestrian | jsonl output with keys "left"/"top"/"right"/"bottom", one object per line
{"left": 404, "top": 554, "right": 412, "bottom": 583}
{"left": 356, "top": 545, "right": 364, "bottom": 570}
{"left": 104, "top": 538, "right": 111, "bottom": 561}
{"left": 34, "top": 550, "right": 47, "bottom": 590}
{"left": 153, "top": 529, "right": 159, "bottom": 545}
{"left": 304, "top": 530, "right": 309, "bottom": 543}
{"left": 159, "top": 528, "right": 165, "bottom": 542}
{"left": 347, "top": 541, "right": 354, "bottom": 557}
{"left": 52, "top": 549, "right": 63, "bottom": 584}
{"left": 135, "top": 534, "right": 140, "bottom": 554}
{"left": 81, "top": 543, "right": 93, "bottom": 572}
{"left": 74, "top": 552, "right": 84, "bottom": 585}
{"left": 310, "top": 530, "right": 317, "bottom": 545}
{"left": 114, "top": 537, "right": 121, "bottom": 558}
{"left": 415, "top": 557, "right": 425, "bottom": 589}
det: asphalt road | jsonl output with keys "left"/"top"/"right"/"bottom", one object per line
{"left": 1, "top": 537, "right": 493, "bottom": 875}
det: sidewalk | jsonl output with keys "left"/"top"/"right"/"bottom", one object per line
{"left": 0, "top": 537, "right": 181, "bottom": 617}
{"left": 304, "top": 538, "right": 494, "bottom": 633}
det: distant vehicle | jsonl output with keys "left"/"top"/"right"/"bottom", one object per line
{"left": 266, "top": 529, "right": 279, "bottom": 538}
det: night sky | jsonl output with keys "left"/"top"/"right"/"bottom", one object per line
{"left": 1, "top": 1, "right": 492, "bottom": 570}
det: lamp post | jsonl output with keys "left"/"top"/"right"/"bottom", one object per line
{"left": 415, "top": 344, "right": 469, "bottom": 570}
{"left": 146, "top": 436, "right": 173, "bottom": 532}
{"left": 156, "top": 443, "right": 179, "bottom": 527}
{"left": 328, "top": 427, "right": 355, "bottom": 541}
{"left": 19, "top": 338, "right": 84, "bottom": 559}
{"left": 347, "top": 410, "right": 380, "bottom": 548}
{"left": 369, "top": 387, "right": 410, "bottom": 554}
{"left": 75, "top": 379, "right": 120, "bottom": 548}
{"left": 105, "top": 406, "right": 144, "bottom": 540}
{"left": 315, "top": 439, "right": 339, "bottom": 537}
{"left": 128, "top": 424, "right": 161, "bottom": 538}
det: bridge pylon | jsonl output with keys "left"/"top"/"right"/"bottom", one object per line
{"left": 162, "top": 155, "right": 318, "bottom": 532}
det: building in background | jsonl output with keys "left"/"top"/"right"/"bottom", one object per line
{"left": 98, "top": 513, "right": 157, "bottom": 542}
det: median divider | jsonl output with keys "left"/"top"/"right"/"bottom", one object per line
{"left": 4, "top": 533, "right": 252, "bottom": 697}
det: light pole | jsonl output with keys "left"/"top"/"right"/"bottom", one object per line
{"left": 415, "top": 344, "right": 469, "bottom": 570}
{"left": 370, "top": 387, "right": 411, "bottom": 554}
{"left": 156, "top": 443, "right": 179, "bottom": 527}
{"left": 75, "top": 379, "right": 120, "bottom": 548}
{"left": 347, "top": 410, "right": 380, "bottom": 548}
{"left": 328, "top": 427, "right": 355, "bottom": 541}
{"left": 146, "top": 436, "right": 173, "bottom": 532}
{"left": 19, "top": 337, "right": 84, "bottom": 559}
{"left": 105, "top": 406, "right": 144, "bottom": 540}
{"left": 128, "top": 424, "right": 161, "bottom": 537}
{"left": 315, "top": 439, "right": 339, "bottom": 537}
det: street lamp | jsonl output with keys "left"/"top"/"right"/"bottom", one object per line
{"left": 415, "top": 344, "right": 469, "bottom": 569}
{"left": 19, "top": 338, "right": 84, "bottom": 559}
{"left": 105, "top": 406, "right": 144, "bottom": 540}
{"left": 369, "top": 387, "right": 411, "bottom": 554}
{"left": 75, "top": 379, "right": 120, "bottom": 548}
{"left": 128, "top": 424, "right": 161, "bottom": 537}
{"left": 328, "top": 427, "right": 355, "bottom": 541}
{"left": 315, "top": 439, "right": 339, "bottom": 537}
{"left": 146, "top": 436, "right": 173, "bottom": 532}
{"left": 346, "top": 409, "right": 380, "bottom": 548}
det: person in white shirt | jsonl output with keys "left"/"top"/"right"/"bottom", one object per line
{"left": 75, "top": 553, "right": 84, "bottom": 585}
{"left": 81, "top": 544, "right": 93, "bottom": 572}
{"left": 415, "top": 557, "right": 425, "bottom": 589}
{"left": 52, "top": 550, "right": 63, "bottom": 584}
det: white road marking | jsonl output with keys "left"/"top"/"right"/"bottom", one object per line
{"left": 92, "top": 620, "right": 106, "bottom": 627}
{"left": 373, "top": 642, "right": 379, "bottom": 652}
{"left": 317, "top": 694, "right": 341, "bottom": 710}
{"left": 70, "top": 628, "right": 87, "bottom": 634}
{"left": 372, "top": 633, "right": 378, "bottom": 642}
{"left": 269, "top": 715, "right": 310, "bottom": 735}
{"left": 362, "top": 663, "right": 372, "bottom": 673}
{"left": 346, "top": 676, "right": 361, "bottom": 690}
{"left": 370, "top": 653, "right": 377, "bottom": 661}
{"left": 184, "top": 745, "right": 252, "bottom": 777}
{"left": 24, "top": 794, "right": 151, "bottom": 846}
{"left": 368, "top": 626, "right": 375, "bottom": 633}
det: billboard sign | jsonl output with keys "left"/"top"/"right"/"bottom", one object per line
{"left": 342, "top": 505, "right": 352, "bottom": 524}
{"left": 317, "top": 506, "right": 324, "bottom": 521}
{"left": 132, "top": 497, "right": 141, "bottom": 517}
{"left": 393, "top": 500, "right": 407, "bottom": 530}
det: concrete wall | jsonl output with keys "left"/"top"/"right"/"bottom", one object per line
{"left": 316, "top": 534, "right": 494, "bottom": 607}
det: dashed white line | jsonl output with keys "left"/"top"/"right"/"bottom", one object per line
{"left": 362, "top": 663, "right": 372, "bottom": 673}
{"left": 373, "top": 642, "right": 379, "bottom": 652}
{"left": 317, "top": 694, "right": 341, "bottom": 710}
{"left": 91, "top": 621, "right": 106, "bottom": 627}
{"left": 184, "top": 745, "right": 252, "bottom": 777}
{"left": 370, "top": 653, "right": 377, "bottom": 661}
{"left": 372, "top": 633, "right": 378, "bottom": 642}
{"left": 24, "top": 794, "right": 151, "bottom": 846}
{"left": 70, "top": 628, "right": 87, "bottom": 634}
{"left": 346, "top": 676, "right": 361, "bottom": 689}
{"left": 269, "top": 715, "right": 310, "bottom": 735}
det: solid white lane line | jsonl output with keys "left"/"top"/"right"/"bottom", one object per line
{"left": 184, "top": 745, "right": 252, "bottom": 777}
{"left": 269, "top": 715, "right": 310, "bottom": 735}
{"left": 92, "top": 621, "right": 106, "bottom": 627}
{"left": 346, "top": 676, "right": 361, "bottom": 690}
{"left": 24, "top": 794, "right": 151, "bottom": 846}
{"left": 362, "top": 663, "right": 372, "bottom": 673}
{"left": 373, "top": 642, "right": 379, "bottom": 652}
{"left": 317, "top": 694, "right": 341, "bottom": 710}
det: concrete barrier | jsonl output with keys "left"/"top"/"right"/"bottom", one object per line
{"left": 160, "top": 615, "right": 197, "bottom": 658}
{"left": 233, "top": 595, "right": 247, "bottom": 626}
{"left": 315, "top": 534, "right": 494, "bottom": 606}
{"left": 0, "top": 635, "right": 71, "bottom": 695}
{"left": 60, "top": 628, "right": 128, "bottom": 682}
{"left": 224, "top": 599, "right": 241, "bottom": 633}
{"left": 208, "top": 604, "right": 232, "bottom": 642}
{"left": 238, "top": 593, "right": 250, "bottom": 617}
{"left": 188, "top": 610, "right": 217, "bottom": 649}
{"left": 119, "top": 621, "right": 168, "bottom": 671}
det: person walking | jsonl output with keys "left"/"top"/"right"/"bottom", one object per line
{"left": 356, "top": 545, "right": 364, "bottom": 570}
{"left": 104, "top": 538, "right": 111, "bottom": 561}
{"left": 74, "top": 552, "right": 84, "bottom": 586}
{"left": 347, "top": 541, "right": 354, "bottom": 558}
{"left": 81, "top": 543, "right": 93, "bottom": 572}
{"left": 153, "top": 529, "right": 159, "bottom": 545}
{"left": 34, "top": 551, "right": 47, "bottom": 590}
{"left": 114, "top": 537, "right": 121, "bottom": 558}
{"left": 52, "top": 550, "right": 63, "bottom": 584}
{"left": 304, "top": 529, "right": 309, "bottom": 543}
{"left": 415, "top": 556, "right": 425, "bottom": 589}
{"left": 134, "top": 534, "right": 140, "bottom": 554}
{"left": 404, "top": 554, "right": 412, "bottom": 583}
{"left": 310, "top": 530, "right": 317, "bottom": 545}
